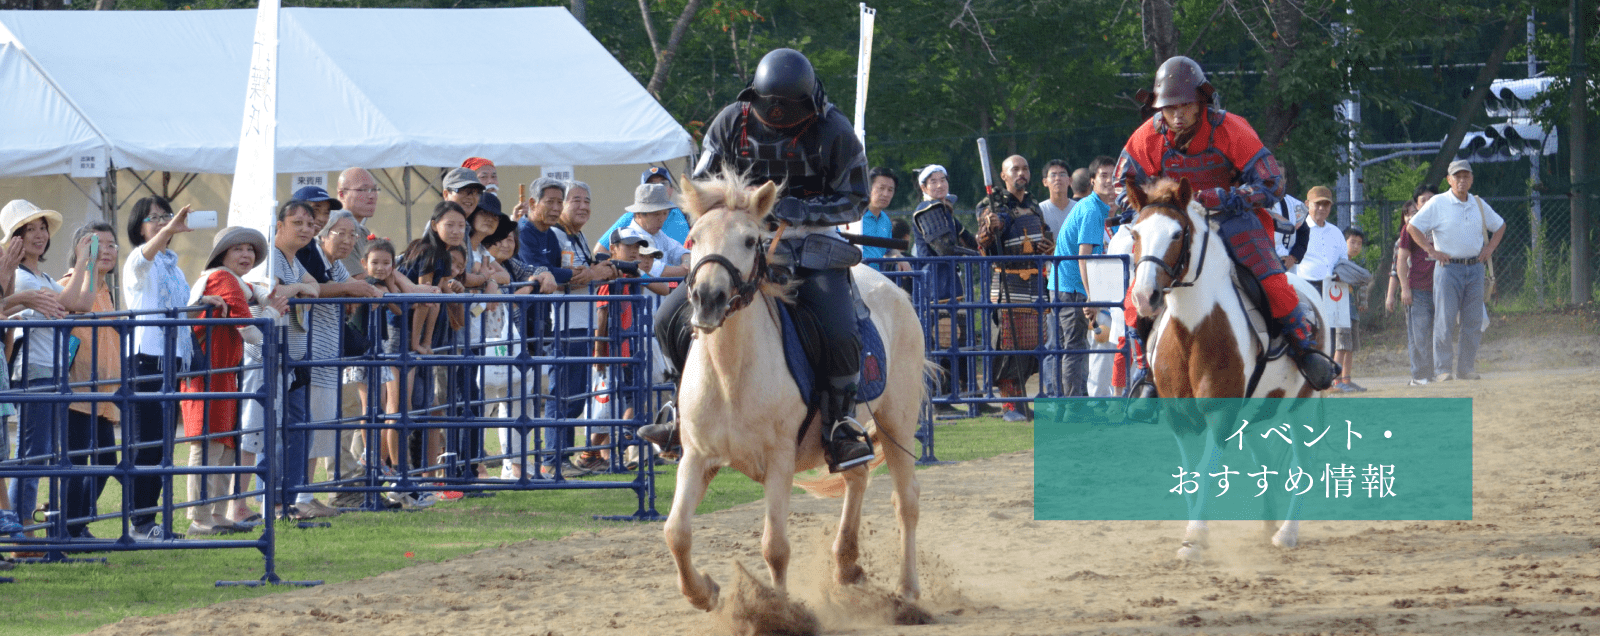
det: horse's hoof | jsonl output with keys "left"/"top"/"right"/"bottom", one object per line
{"left": 689, "top": 574, "right": 721, "bottom": 611}
{"left": 1176, "top": 540, "right": 1204, "bottom": 562}
{"left": 892, "top": 596, "right": 935, "bottom": 625}
{"left": 836, "top": 563, "right": 866, "bottom": 586}
{"left": 1272, "top": 528, "right": 1299, "bottom": 549}
{"left": 1183, "top": 524, "right": 1210, "bottom": 549}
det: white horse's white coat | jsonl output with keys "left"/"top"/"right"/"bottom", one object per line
{"left": 663, "top": 177, "right": 927, "bottom": 613}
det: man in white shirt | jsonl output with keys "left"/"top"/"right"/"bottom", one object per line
{"left": 1036, "top": 159, "right": 1076, "bottom": 237}
{"left": 1405, "top": 160, "right": 1504, "bottom": 381}
{"left": 1291, "top": 186, "right": 1345, "bottom": 290}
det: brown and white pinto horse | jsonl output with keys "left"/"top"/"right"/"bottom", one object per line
{"left": 1124, "top": 176, "right": 1326, "bottom": 561}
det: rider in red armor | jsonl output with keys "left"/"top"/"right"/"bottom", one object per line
{"left": 1111, "top": 56, "right": 1338, "bottom": 395}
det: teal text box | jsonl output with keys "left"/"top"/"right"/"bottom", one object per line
{"left": 1032, "top": 398, "right": 1472, "bottom": 521}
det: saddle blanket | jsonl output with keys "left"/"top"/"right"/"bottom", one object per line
{"left": 777, "top": 303, "right": 887, "bottom": 406}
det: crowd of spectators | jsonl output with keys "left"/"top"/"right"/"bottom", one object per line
{"left": 1, "top": 153, "right": 1500, "bottom": 567}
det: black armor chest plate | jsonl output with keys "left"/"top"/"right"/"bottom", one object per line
{"left": 735, "top": 105, "right": 828, "bottom": 198}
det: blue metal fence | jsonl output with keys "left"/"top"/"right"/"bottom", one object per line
{"left": 1, "top": 253, "right": 1128, "bottom": 585}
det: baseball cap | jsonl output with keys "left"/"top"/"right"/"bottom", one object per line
{"left": 1305, "top": 185, "right": 1333, "bottom": 204}
{"left": 640, "top": 166, "right": 676, "bottom": 186}
{"left": 477, "top": 192, "right": 502, "bottom": 215}
{"left": 291, "top": 185, "right": 343, "bottom": 210}
{"left": 613, "top": 226, "right": 664, "bottom": 257}
{"left": 1447, "top": 159, "right": 1473, "bottom": 175}
{"left": 443, "top": 167, "right": 484, "bottom": 192}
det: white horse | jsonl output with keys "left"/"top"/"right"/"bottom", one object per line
{"left": 1124, "top": 176, "right": 1328, "bottom": 561}
{"left": 664, "top": 172, "right": 929, "bottom": 618}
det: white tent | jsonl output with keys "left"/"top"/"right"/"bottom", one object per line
{"left": 0, "top": 7, "right": 695, "bottom": 178}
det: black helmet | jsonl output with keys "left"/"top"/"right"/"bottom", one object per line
{"left": 1135, "top": 56, "right": 1215, "bottom": 110}
{"left": 737, "top": 48, "right": 819, "bottom": 129}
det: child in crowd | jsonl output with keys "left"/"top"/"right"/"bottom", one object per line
{"left": 1332, "top": 228, "right": 1372, "bottom": 392}
{"left": 577, "top": 228, "right": 672, "bottom": 472}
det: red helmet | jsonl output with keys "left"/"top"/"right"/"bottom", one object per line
{"left": 1138, "top": 56, "right": 1215, "bottom": 109}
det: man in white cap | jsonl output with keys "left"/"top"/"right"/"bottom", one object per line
{"left": 1406, "top": 159, "right": 1504, "bottom": 382}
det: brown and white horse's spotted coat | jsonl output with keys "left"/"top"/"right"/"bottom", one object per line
{"left": 1124, "top": 176, "right": 1327, "bottom": 560}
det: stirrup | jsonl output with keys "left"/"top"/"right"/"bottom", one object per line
{"left": 824, "top": 416, "right": 875, "bottom": 473}
{"left": 1294, "top": 349, "right": 1340, "bottom": 391}
{"left": 638, "top": 401, "right": 681, "bottom": 454}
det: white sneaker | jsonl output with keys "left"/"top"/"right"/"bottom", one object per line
{"left": 1407, "top": 378, "right": 1431, "bottom": 386}
{"left": 402, "top": 492, "right": 436, "bottom": 510}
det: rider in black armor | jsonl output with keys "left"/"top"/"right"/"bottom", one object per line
{"left": 637, "top": 48, "right": 876, "bottom": 473}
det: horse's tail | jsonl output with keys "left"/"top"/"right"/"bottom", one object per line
{"left": 794, "top": 360, "right": 940, "bottom": 498}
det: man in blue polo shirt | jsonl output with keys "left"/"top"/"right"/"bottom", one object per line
{"left": 844, "top": 167, "right": 897, "bottom": 271}
{"left": 1044, "top": 155, "right": 1116, "bottom": 397}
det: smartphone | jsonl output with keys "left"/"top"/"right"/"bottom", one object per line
{"left": 188, "top": 210, "right": 219, "bottom": 229}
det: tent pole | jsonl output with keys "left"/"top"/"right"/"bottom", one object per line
{"left": 100, "top": 161, "right": 117, "bottom": 227}
{"left": 404, "top": 167, "right": 413, "bottom": 245}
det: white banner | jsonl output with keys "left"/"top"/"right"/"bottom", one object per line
{"left": 853, "top": 3, "right": 875, "bottom": 145}
{"left": 1323, "top": 280, "right": 1352, "bottom": 329}
{"left": 227, "top": 0, "right": 279, "bottom": 244}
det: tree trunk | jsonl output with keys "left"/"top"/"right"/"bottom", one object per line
{"left": 1253, "top": 0, "right": 1306, "bottom": 194}
{"left": 646, "top": 0, "right": 705, "bottom": 99}
{"left": 1141, "top": 0, "right": 1177, "bottom": 65}
{"left": 94, "top": 0, "right": 115, "bottom": 9}
{"left": 1421, "top": 15, "right": 1523, "bottom": 188}
{"left": 637, "top": 0, "right": 662, "bottom": 60}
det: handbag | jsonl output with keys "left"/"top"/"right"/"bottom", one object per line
{"left": 1474, "top": 196, "right": 1498, "bottom": 300}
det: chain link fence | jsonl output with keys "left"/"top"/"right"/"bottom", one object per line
{"left": 1337, "top": 193, "right": 1599, "bottom": 331}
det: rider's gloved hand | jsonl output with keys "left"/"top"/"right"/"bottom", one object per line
{"left": 772, "top": 197, "right": 807, "bottom": 226}
{"left": 1196, "top": 187, "right": 1246, "bottom": 214}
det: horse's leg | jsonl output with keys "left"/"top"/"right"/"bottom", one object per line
{"left": 1272, "top": 390, "right": 1316, "bottom": 549}
{"left": 1179, "top": 408, "right": 1230, "bottom": 561}
{"left": 883, "top": 423, "right": 921, "bottom": 600}
{"left": 830, "top": 460, "right": 870, "bottom": 587}
{"left": 665, "top": 451, "right": 721, "bottom": 611}
{"left": 762, "top": 457, "right": 797, "bottom": 594}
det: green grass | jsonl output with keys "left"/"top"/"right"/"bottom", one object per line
{"left": 2, "top": 417, "right": 1033, "bottom": 636}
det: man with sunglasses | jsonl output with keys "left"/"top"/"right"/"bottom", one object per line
{"left": 639, "top": 47, "right": 875, "bottom": 473}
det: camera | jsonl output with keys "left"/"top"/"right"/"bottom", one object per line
{"left": 594, "top": 253, "right": 640, "bottom": 276}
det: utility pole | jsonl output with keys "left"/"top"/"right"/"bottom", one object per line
{"left": 1572, "top": 0, "right": 1591, "bottom": 305}
{"left": 1529, "top": 8, "right": 1546, "bottom": 309}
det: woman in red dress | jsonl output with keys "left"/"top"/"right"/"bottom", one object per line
{"left": 180, "top": 227, "right": 284, "bottom": 535}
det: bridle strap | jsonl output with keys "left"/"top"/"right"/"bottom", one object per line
{"left": 1136, "top": 202, "right": 1207, "bottom": 290}
{"left": 686, "top": 252, "right": 766, "bottom": 317}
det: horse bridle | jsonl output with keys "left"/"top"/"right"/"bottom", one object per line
{"left": 1136, "top": 202, "right": 1209, "bottom": 291}
{"left": 685, "top": 246, "right": 768, "bottom": 319}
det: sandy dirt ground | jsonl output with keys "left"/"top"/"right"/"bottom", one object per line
{"left": 89, "top": 365, "right": 1600, "bottom": 636}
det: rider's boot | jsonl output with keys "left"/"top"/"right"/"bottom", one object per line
{"left": 1279, "top": 302, "right": 1340, "bottom": 391}
{"left": 822, "top": 377, "right": 875, "bottom": 473}
{"left": 638, "top": 401, "right": 681, "bottom": 457}
{"left": 1125, "top": 319, "right": 1158, "bottom": 400}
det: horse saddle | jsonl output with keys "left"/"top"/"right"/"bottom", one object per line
{"left": 1227, "top": 259, "right": 1292, "bottom": 363}
{"left": 777, "top": 297, "right": 887, "bottom": 407}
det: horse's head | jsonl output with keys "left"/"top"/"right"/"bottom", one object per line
{"left": 680, "top": 170, "right": 782, "bottom": 332}
{"left": 1125, "top": 175, "right": 1200, "bottom": 318}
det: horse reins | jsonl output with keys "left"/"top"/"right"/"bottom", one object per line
{"left": 1137, "top": 202, "right": 1209, "bottom": 290}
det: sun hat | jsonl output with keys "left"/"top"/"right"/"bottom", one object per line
{"left": 207, "top": 226, "right": 269, "bottom": 270}
{"left": 624, "top": 183, "right": 675, "bottom": 214}
{"left": 0, "top": 199, "right": 64, "bottom": 239}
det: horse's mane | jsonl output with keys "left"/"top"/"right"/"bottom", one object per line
{"left": 679, "top": 167, "right": 785, "bottom": 223}
{"left": 681, "top": 167, "right": 798, "bottom": 302}
{"left": 1142, "top": 178, "right": 1189, "bottom": 208}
